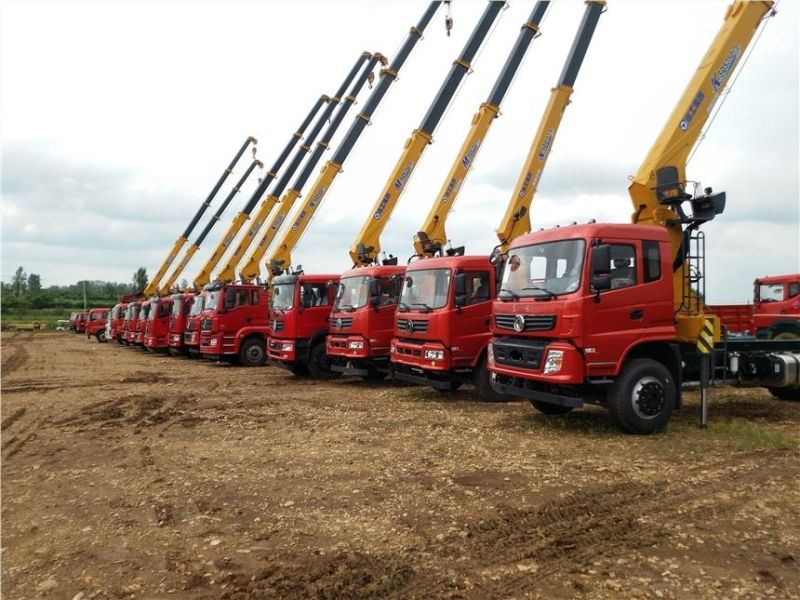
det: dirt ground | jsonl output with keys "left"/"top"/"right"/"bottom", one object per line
{"left": 2, "top": 332, "right": 799, "bottom": 599}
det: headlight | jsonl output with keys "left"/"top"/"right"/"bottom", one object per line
{"left": 348, "top": 341, "right": 364, "bottom": 349}
{"left": 543, "top": 349, "right": 564, "bottom": 374}
{"left": 281, "top": 342, "right": 294, "bottom": 352}
{"left": 424, "top": 350, "right": 444, "bottom": 360}
{"left": 487, "top": 342, "right": 495, "bottom": 366}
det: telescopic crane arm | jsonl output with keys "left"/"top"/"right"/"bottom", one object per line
{"left": 159, "top": 158, "right": 263, "bottom": 294}
{"left": 145, "top": 136, "right": 256, "bottom": 296}
{"left": 625, "top": 0, "right": 773, "bottom": 341}
{"left": 238, "top": 50, "right": 387, "bottom": 282}
{"left": 261, "top": 1, "right": 443, "bottom": 280}
{"left": 414, "top": 1, "right": 549, "bottom": 259}
{"left": 190, "top": 54, "right": 375, "bottom": 290}
{"left": 213, "top": 93, "right": 332, "bottom": 284}
{"left": 496, "top": 0, "right": 604, "bottom": 252}
{"left": 350, "top": 1, "right": 506, "bottom": 267}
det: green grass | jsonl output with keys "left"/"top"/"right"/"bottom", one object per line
{"left": 708, "top": 419, "right": 800, "bottom": 451}
{"left": 0, "top": 309, "right": 72, "bottom": 329}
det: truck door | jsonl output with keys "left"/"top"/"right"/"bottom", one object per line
{"left": 583, "top": 241, "right": 643, "bottom": 376}
{"left": 453, "top": 269, "right": 493, "bottom": 367}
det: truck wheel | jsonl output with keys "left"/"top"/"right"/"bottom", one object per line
{"left": 239, "top": 338, "right": 267, "bottom": 367}
{"left": 95, "top": 330, "right": 106, "bottom": 343}
{"left": 607, "top": 358, "right": 675, "bottom": 435}
{"left": 308, "top": 343, "right": 342, "bottom": 379}
{"left": 772, "top": 331, "right": 799, "bottom": 341}
{"left": 473, "top": 358, "right": 512, "bottom": 402}
{"left": 769, "top": 387, "right": 800, "bottom": 401}
{"left": 529, "top": 400, "right": 574, "bottom": 415}
{"left": 288, "top": 364, "right": 310, "bottom": 376}
{"left": 361, "top": 369, "right": 387, "bottom": 381}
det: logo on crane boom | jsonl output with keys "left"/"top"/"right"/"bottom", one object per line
{"left": 537, "top": 130, "right": 555, "bottom": 162}
{"left": 711, "top": 45, "right": 740, "bottom": 92}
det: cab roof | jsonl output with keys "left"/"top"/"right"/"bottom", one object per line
{"left": 508, "top": 222, "right": 669, "bottom": 249}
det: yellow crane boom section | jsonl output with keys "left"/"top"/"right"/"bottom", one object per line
{"left": 626, "top": 0, "right": 772, "bottom": 341}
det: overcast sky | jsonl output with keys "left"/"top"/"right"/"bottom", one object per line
{"left": 1, "top": 0, "right": 798, "bottom": 302}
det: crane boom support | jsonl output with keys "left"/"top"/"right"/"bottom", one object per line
{"left": 193, "top": 52, "right": 373, "bottom": 289}
{"left": 495, "top": 0, "right": 604, "bottom": 252}
{"left": 261, "top": 1, "right": 442, "bottom": 279}
{"left": 414, "top": 1, "right": 550, "bottom": 259}
{"left": 214, "top": 94, "right": 333, "bottom": 283}
{"left": 159, "top": 158, "right": 263, "bottom": 294}
{"left": 145, "top": 136, "right": 256, "bottom": 296}
{"left": 350, "top": 1, "right": 506, "bottom": 267}
{"left": 626, "top": 0, "right": 772, "bottom": 341}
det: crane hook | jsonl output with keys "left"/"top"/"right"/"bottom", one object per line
{"left": 444, "top": 0, "right": 453, "bottom": 36}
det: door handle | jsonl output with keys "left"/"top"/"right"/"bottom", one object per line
{"left": 629, "top": 309, "right": 644, "bottom": 320}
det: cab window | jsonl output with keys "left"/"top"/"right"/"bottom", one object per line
{"left": 301, "top": 283, "right": 329, "bottom": 308}
{"left": 377, "top": 277, "right": 400, "bottom": 307}
{"left": 466, "top": 271, "right": 491, "bottom": 305}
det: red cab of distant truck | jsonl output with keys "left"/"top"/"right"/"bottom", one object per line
{"left": 707, "top": 274, "right": 800, "bottom": 339}
{"left": 390, "top": 254, "right": 501, "bottom": 399}
{"left": 198, "top": 282, "right": 271, "bottom": 366}
{"left": 167, "top": 292, "right": 196, "bottom": 356}
{"left": 122, "top": 302, "right": 141, "bottom": 345}
{"left": 133, "top": 300, "right": 151, "bottom": 346}
{"left": 74, "top": 311, "right": 88, "bottom": 334}
{"left": 183, "top": 291, "right": 209, "bottom": 356}
{"left": 85, "top": 307, "right": 110, "bottom": 342}
{"left": 109, "top": 302, "right": 129, "bottom": 344}
{"left": 144, "top": 296, "right": 173, "bottom": 351}
{"left": 327, "top": 264, "right": 404, "bottom": 378}
{"left": 267, "top": 273, "right": 339, "bottom": 377}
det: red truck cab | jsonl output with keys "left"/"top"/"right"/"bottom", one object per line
{"left": 198, "top": 282, "right": 270, "bottom": 366}
{"left": 167, "top": 292, "right": 195, "bottom": 356}
{"left": 74, "top": 311, "right": 88, "bottom": 334}
{"left": 327, "top": 265, "right": 404, "bottom": 378}
{"left": 109, "top": 303, "right": 129, "bottom": 344}
{"left": 390, "top": 255, "right": 501, "bottom": 399}
{"left": 85, "top": 307, "right": 110, "bottom": 342}
{"left": 122, "top": 302, "right": 141, "bottom": 345}
{"left": 183, "top": 292, "right": 207, "bottom": 356}
{"left": 133, "top": 300, "right": 152, "bottom": 346}
{"left": 708, "top": 274, "right": 800, "bottom": 339}
{"left": 488, "top": 223, "right": 680, "bottom": 432}
{"left": 144, "top": 296, "right": 173, "bottom": 351}
{"left": 267, "top": 273, "right": 339, "bottom": 377}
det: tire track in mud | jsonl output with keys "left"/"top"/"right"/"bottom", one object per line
{"left": 53, "top": 393, "right": 201, "bottom": 432}
{"left": 1, "top": 333, "right": 31, "bottom": 377}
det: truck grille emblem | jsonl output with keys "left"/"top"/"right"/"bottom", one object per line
{"left": 336, "top": 318, "right": 343, "bottom": 329}
{"left": 513, "top": 314, "right": 526, "bottom": 333}
{"left": 405, "top": 320, "right": 415, "bottom": 334}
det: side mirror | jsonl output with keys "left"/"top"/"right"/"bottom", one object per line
{"left": 224, "top": 288, "right": 235, "bottom": 309}
{"left": 368, "top": 278, "right": 380, "bottom": 308}
{"left": 591, "top": 244, "right": 612, "bottom": 291}
{"left": 454, "top": 271, "right": 467, "bottom": 308}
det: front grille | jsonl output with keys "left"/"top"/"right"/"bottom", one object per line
{"left": 394, "top": 345, "right": 422, "bottom": 358}
{"left": 495, "top": 314, "right": 556, "bottom": 332}
{"left": 493, "top": 338, "right": 547, "bottom": 370}
{"left": 200, "top": 318, "right": 212, "bottom": 331}
{"left": 271, "top": 320, "right": 284, "bottom": 332}
{"left": 328, "top": 317, "right": 354, "bottom": 330}
{"left": 396, "top": 318, "right": 429, "bottom": 334}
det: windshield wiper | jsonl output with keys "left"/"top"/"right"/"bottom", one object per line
{"left": 522, "top": 286, "right": 555, "bottom": 299}
{"left": 336, "top": 304, "right": 356, "bottom": 312}
{"left": 411, "top": 303, "right": 432, "bottom": 313}
{"left": 498, "top": 288, "right": 519, "bottom": 301}
{"left": 398, "top": 302, "right": 410, "bottom": 312}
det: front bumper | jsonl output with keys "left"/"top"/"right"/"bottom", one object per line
{"left": 184, "top": 331, "right": 200, "bottom": 347}
{"left": 168, "top": 332, "right": 184, "bottom": 348}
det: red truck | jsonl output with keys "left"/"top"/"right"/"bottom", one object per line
{"left": 198, "top": 282, "right": 270, "bottom": 366}
{"left": 390, "top": 255, "right": 504, "bottom": 399}
{"left": 267, "top": 273, "right": 339, "bottom": 377}
{"left": 85, "top": 307, "right": 110, "bottom": 342}
{"left": 707, "top": 274, "right": 800, "bottom": 339}
{"left": 121, "top": 301, "right": 141, "bottom": 345}
{"left": 132, "top": 299, "right": 152, "bottom": 347}
{"left": 326, "top": 264, "right": 404, "bottom": 379}
{"left": 108, "top": 302, "right": 129, "bottom": 343}
{"left": 144, "top": 296, "right": 174, "bottom": 351}
{"left": 183, "top": 291, "right": 208, "bottom": 357}
{"left": 167, "top": 292, "right": 196, "bottom": 356}
{"left": 73, "top": 311, "right": 88, "bottom": 334}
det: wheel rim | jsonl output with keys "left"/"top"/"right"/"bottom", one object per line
{"left": 318, "top": 351, "right": 332, "bottom": 372}
{"left": 632, "top": 376, "right": 665, "bottom": 420}
{"left": 247, "top": 345, "right": 264, "bottom": 363}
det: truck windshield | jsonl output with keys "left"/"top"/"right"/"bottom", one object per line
{"left": 272, "top": 283, "right": 295, "bottom": 310}
{"left": 205, "top": 291, "right": 222, "bottom": 312}
{"left": 400, "top": 269, "right": 451, "bottom": 310}
{"left": 140, "top": 304, "right": 151, "bottom": 319}
{"left": 758, "top": 283, "right": 785, "bottom": 303}
{"left": 171, "top": 297, "right": 182, "bottom": 317}
{"left": 334, "top": 276, "right": 369, "bottom": 310}
{"left": 189, "top": 295, "right": 205, "bottom": 316}
{"left": 501, "top": 239, "right": 585, "bottom": 297}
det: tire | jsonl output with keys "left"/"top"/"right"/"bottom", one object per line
{"left": 361, "top": 369, "right": 387, "bottom": 381}
{"left": 116, "top": 335, "right": 125, "bottom": 345}
{"left": 436, "top": 381, "right": 462, "bottom": 393}
{"left": 769, "top": 387, "right": 800, "bottom": 401}
{"left": 238, "top": 338, "right": 267, "bottom": 367}
{"left": 607, "top": 358, "right": 676, "bottom": 435}
{"left": 95, "top": 330, "right": 106, "bottom": 343}
{"left": 307, "top": 343, "right": 341, "bottom": 379}
{"left": 473, "top": 357, "right": 513, "bottom": 402}
{"left": 529, "top": 400, "right": 574, "bottom": 415}
{"left": 288, "top": 364, "right": 310, "bottom": 376}
{"left": 772, "top": 331, "right": 800, "bottom": 341}
{"left": 168, "top": 347, "right": 183, "bottom": 357}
